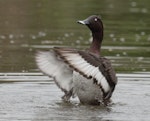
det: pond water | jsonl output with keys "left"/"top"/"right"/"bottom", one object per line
{"left": 0, "top": 73, "right": 150, "bottom": 121}
{"left": 0, "top": 0, "right": 150, "bottom": 121}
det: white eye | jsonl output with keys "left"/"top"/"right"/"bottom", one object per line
{"left": 94, "top": 18, "right": 98, "bottom": 21}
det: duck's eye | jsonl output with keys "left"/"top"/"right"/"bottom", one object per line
{"left": 94, "top": 18, "right": 98, "bottom": 22}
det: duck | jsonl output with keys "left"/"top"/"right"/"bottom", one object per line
{"left": 35, "top": 15, "right": 117, "bottom": 105}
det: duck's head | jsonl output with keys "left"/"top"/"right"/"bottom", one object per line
{"left": 78, "top": 15, "right": 103, "bottom": 33}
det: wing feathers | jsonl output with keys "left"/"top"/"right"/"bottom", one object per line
{"left": 35, "top": 51, "right": 73, "bottom": 92}
{"left": 54, "top": 48, "right": 110, "bottom": 93}
{"left": 36, "top": 48, "right": 117, "bottom": 98}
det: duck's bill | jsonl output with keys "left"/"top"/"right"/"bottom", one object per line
{"left": 77, "top": 19, "right": 89, "bottom": 25}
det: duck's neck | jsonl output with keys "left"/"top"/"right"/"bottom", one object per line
{"left": 89, "top": 31, "right": 103, "bottom": 56}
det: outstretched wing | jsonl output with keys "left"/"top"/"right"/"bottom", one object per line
{"left": 54, "top": 47, "right": 117, "bottom": 99}
{"left": 35, "top": 51, "right": 73, "bottom": 92}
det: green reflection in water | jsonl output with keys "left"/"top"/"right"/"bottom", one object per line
{"left": 0, "top": 0, "right": 150, "bottom": 73}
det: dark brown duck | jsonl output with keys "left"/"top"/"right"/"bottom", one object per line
{"left": 35, "top": 15, "right": 118, "bottom": 105}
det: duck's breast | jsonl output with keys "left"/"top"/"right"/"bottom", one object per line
{"left": 73, "top": 71, "right": 103, "bottom": 104}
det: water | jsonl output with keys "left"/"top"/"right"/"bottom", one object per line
{"left": 0, "top": 73, "right": 150, "bottom": 121}
{"left": 0, "top": 0, "right": 150, "bottom": 121}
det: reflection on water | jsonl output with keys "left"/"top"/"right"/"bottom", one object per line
{"left": 0, "top": 73, "right": 150, "bottom": 121}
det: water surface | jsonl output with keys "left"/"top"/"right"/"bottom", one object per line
{"left": 0, "top": 73, "right": 150, "bottom": 121}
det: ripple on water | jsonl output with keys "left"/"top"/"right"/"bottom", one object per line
{"left": 0, "top": 73, "right": 150, "bottom": 121}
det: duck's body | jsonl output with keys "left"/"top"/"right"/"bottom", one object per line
{"left": 36, "top": 15, "right": 117, "bottom": 105}
{"left": 73, "top": 71, "right": 103, "bottom": 105}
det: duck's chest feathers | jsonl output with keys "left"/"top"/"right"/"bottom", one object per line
{"left": 73, "top": 71, "right": 103, "bottom": 103}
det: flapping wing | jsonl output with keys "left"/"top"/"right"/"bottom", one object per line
{"left": 35, "top": 51, "right": 73, "bottom": 92}
{"left": 98, "top": 57, "right": 117, "bottom": 99}
{"left": 54, "top": 48, "right": 117, "bottom": 97}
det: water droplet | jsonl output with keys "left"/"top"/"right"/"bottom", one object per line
{"left": 141, "top": 8, "right": 148, "bottom": 13}
{"left": 79, "top": 36, "right": 83, "bottom": 40}
{"left": 147, "top": 36, "right": 150, "bottom": 41}
{"left": 137, "top": 57, "right": 144, "bottom": 61}
{"left": 64, "top": 33, "right": 69, "bottom": 37}
{"left": 76, "top": 40, "right": 80, "bottom": 44}
{"left": 31, "top": 35, "right": 36, "bottom": 39}
{"left": 122, "top": 52, "right": 127, "bottom": 56}
{"left": 131, "top": 2, "right": 137, "bottom": 7}
{"left": 116, "top": 54, "right": 120, "bottom": 57}
{"left": 141, "top": 32, "right": 145, "bottom": 36}
{"left": 29, "top": 48, "right": 33, "bottom": 51}
{"left": 109, "top": 34, "right": 114, "bottom": 38}
{"left": 120, "top": 37, "right": 125, "bottom": 42}
{"left": 142, "top": 68, "right": 146, "bottom": 71}
{"left": 108, "top": 48, "right": 113, "bottom": 52}
{"left": 10, "top": 40, "right": 15, "bottom": 44}
{"left": 9, "top": 34, "right": 14, "bottom": 39}
{"left": 0, "top": 35, "right": 6, "bottom": 39}
{"left": 22, "top": 70, "right": 26, "bottom": 73}
{"left": 135, "top": 34, "right": 141, "bottom": 41}
{"left": 38, "top": 31, "right": 46, "bottom": 37}
{"left": 109, "top": 4, "right": 114, "bottom": 8}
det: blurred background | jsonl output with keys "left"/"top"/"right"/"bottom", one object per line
{"left": 0, "top": 0, "right": 149, "bottom": 73}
